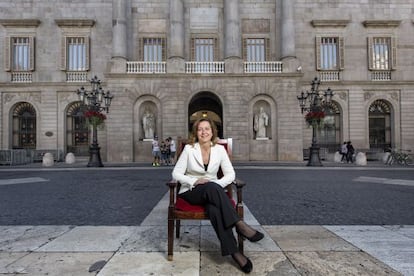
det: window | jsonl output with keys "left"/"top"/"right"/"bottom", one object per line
{"left": 191, "top": 37, "right": 218, "bottom": 61}
{"left": 140, "top": 38, "right": 165, "bottom": 61}
{"left": 243, "top": 38, "right": 269, "bottom": 62}
{"left": 368, "top": 37, "right": 396, "bottom": 70}
{"left": 316, "top": 36, "right": 344, "bottom": 70}
{"left": 12, "top": 102, "right": 36, "bottom": 149}
{"left": 61, "top": 36, "right": 90, "bottom": 71}
{"left": 5, "top": 36, "right": 35, "bottom": 72}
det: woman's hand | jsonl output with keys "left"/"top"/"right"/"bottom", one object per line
{"left": 194, "top": 178, "right": 209, "bottom": 186}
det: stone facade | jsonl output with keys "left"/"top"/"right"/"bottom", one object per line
{"left": 0, "top": 0, "right": 413, "bottom": 162}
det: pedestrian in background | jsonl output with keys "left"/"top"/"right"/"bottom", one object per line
{"left": 340, "top": 142, "right": 348, "bottom": 163}
{"left": 152, "top": 136, "right": 161, "bottom": 166}
{"left": 346, "top": 141, "right": 355, "bottom": 163}
{"left": 169, "top": 137, "right": 176, "bottom": 165}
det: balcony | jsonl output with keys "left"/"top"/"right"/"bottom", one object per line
{"left": 371, "top": 71, "right": 391, "bottom": 81}
{"left": 244, "top": 61, "right": 283, "bottom": 73}
{"left": 66, "top": 71, "right": 89, "bottom": 82}
{"left": 318, "top": 71, "right": 340, "bottom": 82}
{"left": 185, "top": 62, "right": 224, "bottom": 74}
{"left": 127, "top": 61, "right": 166, "bottom": 74}
{"left": 11, "top": 72, "right": 32, "bottom": 83}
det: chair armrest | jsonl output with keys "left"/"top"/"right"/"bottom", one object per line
{"left": 232, "top": 179, "right": 245, "bottom": 204}
{"left": 166, "top": 179, "right": 178, "bottom": 207}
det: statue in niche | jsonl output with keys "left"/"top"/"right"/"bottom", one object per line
{"left": 142, "top": 109, "right": 155, "bottom": 139}
{"left": 254, "top": 106, "right": 269, "bottom": 139}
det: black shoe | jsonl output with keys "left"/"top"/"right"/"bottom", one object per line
{"left": 236, "top": 229, "right": 264, "bottom": 242}
{"left": 240, "top": 258, "right": 252, "bottom": 273}
{"left": 232, "top": 254, "right": 253, "bottom": 273}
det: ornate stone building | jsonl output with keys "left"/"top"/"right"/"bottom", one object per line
{"left": 0, "top": 0, "right": 413, "bottom": 163}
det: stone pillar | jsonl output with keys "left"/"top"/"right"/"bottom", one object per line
{"left": 224, "top": 0, "right": 243, "bottom": 73}
{"left": 110, "top": 0, "right": 127, "bottom": 72}
{"left": 167, "top": 0, "right": 185, "bottom": 73}
{"left": 280, "top": 0, "right": 299, "bottom": 72}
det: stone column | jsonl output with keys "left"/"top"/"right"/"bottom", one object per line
{"left": 224, "top": 0, "right": 243, "bottom": 73}
{"left": 110, "top": 0, "right": 127, "bottom": 72}
{"left": 167, "top": 0, "right": 185, "bottom": 73}
{"left": 280, "top": 0, "right": 299, "bottom": 72}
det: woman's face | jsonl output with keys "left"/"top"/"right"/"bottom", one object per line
{"left": 196, "top": 121, "right": 213, "bottom": 144}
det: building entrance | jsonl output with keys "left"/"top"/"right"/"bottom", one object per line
{"left": 188, "top": 92, "right": 223, "bottom": 138}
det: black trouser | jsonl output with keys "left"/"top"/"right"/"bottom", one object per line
{"left": 179, "top": 182, "right": 240, "bottom": 256}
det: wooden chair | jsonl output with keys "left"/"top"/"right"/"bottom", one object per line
{"left": 166, "top": 138, "right": 245, "bottom": 261}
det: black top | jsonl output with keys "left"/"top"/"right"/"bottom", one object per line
{"left": 204, "top": 164, "right": 208, "bottom": 171}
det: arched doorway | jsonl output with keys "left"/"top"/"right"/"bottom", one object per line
{"left": 369, "top": 99, "right": 392, "bottom": 151}
{"left": 188, "top": 92, "right": 223, "bottom": 138}
{"left": 12, "top": 102, "right": 36, "bottom": 149}
{"left": 66, "top": 101, "right": 89, "bottom": 156}
{"left": 318, "top": 101, "right": 341, "bottom": 152}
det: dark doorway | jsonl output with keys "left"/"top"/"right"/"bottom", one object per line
{"left": 188, "top": 92, "right": 223, "bottom": 138}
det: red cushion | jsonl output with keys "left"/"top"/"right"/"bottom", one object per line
{"left": 175, "top": 197, "right": 236, "bottom": 212}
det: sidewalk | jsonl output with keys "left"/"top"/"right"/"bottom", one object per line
{"left": 1, "top": 190, "right": 413, "bottom": 275}
{"left": 1, "top": 162, "right": 413, "bottom": 275}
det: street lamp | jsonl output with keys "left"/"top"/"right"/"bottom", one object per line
{"left": 77, "top": 76, "right": 113, "bottom": 167}
{"left": 297, "top": 77, "right": 334, "bottom": 166}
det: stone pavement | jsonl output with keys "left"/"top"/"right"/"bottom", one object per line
{"left": 1, "top": 189, "right": 413, "bottom": 276}
{"left": 1, "top": 161, "right": 414, "bottom": 275}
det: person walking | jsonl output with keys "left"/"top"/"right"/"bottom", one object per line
{"left": 346, "top": 141, "right": 355, "bottom": 163}
{"left": 340, "top": 142, "right": 348, "bottom": 163}
{"left": 172, "top": 118, "right": 264, "bottom": 273}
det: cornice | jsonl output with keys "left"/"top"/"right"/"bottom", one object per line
{"left": 55, "top": 19, "right": 95, "bottom": 27}
{"left": 363, "top": 20, "right": 401, "bottom": 28}
{"left": 0, "top": 19, "right": 41, "bottom": 27}
{"left": 311, "top": 20, "right": 350, "bottom": 28}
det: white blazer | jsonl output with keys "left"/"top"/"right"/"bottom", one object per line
{"left": 172, "top": 142, "right": 236, "bottom": 194}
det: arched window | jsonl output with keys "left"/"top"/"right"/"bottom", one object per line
{"left": 318, "top": 101, "right": 341, "bottom": 152}
{"left": 369, "top": 99, "right": 391, "bottom": 150}
{"left": 66, "top": 102, "right": 89, "bottom": 155}
{"left": 12, "top": 102, "right": 36, "bottom": 149}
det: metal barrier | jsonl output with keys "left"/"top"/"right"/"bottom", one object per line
{"left": 0, "top": 149, "right": 33, "bottom": 166}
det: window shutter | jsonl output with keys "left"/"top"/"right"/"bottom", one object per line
{"left": 85, "top": 36, "right": 90, "bottom": 71}
{"left": 242, "top": 38, "right": 247, "bottom": 60}
{"left": 60, "top": 36, "right": 67, "bottom": 71}
{"left": 391, "top": 36, "right": 397, "bottom": 69}
{"left": 4, "top": 36, "right": 11, "bottom": 71}
{"left": 315, "top": 36, "right": 322, "bottom": 70}
{"left": 138, "top": 37, "right": 143, "bottom": 60}
{"left": 265, "top": 38, "right": 270, "bottom": 61}
{"left": 338, "top": 37, "right": 344, "bottom": 70}
{"left": 190, "top": 37, "right": 195, "bottom": 61}
{"left": 162, "top": 38, "right": 166, "bottom": 61}
{"left": 367, "top": 37, "right": 373, "bottom": 70}
{"left": 29, "top": 36, "right": 35, "bottom": 71}
{"left": 213, "top": 37, "right": 218, "bottom": 61}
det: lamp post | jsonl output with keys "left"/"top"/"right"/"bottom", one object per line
{"left": 297, "top": 77, "right": 333, "bottom": 166}
{"left": 77, "top": 76, "right": 113, "bottom": 167}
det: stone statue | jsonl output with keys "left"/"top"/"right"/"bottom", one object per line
{"left": 142, "top": 110, "right": 155, "bottom": 139}
{"left": 254, "top": 107, "right": 269, "bottom": 139}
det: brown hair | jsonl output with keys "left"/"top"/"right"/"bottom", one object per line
{"left": 189, "top": 118, "right": 218, "bottom": 145}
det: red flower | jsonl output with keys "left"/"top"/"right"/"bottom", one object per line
{"left": 84, "top": 110, "right": 106, "bottom": 127}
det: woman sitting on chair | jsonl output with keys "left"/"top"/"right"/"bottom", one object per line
{"left": 172, "top": 118, "right": 264, "bottom": 273}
